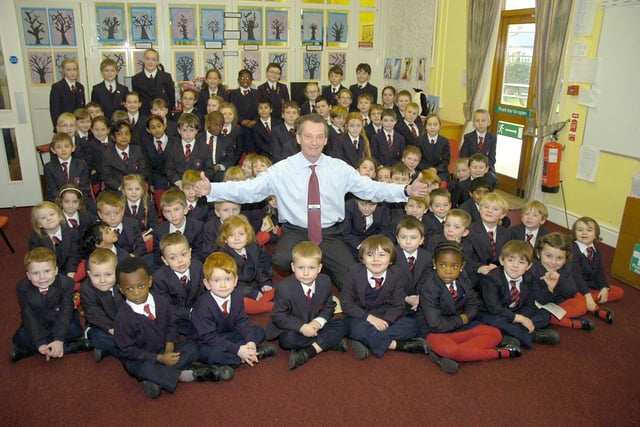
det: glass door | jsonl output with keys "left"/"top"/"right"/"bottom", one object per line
{"left": 0, "top": 1, "right": 41, "bottom": 207}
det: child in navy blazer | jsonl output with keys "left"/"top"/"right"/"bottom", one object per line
{"left": 189, "top": 252, "right": 278, "bottom": 369}
{"left": 49, "top": 58, "right": 86, "bottom": 130}
{"left": 198, "top": 69, "right": 229, "bottom": 108}
{"left": 330, "top": 113, "right": 371, "bottom": 168}
{"left": 322, "top": 65, "right": 346, "bottom": 105}
{"left": 270, "top": 102, "right": 301, "bottom": 163}
{"left": 28, "top": 202, "right": 80, "bottom": 277}
{"left": 96, "top": 191, "right": 147, "bottom": 258}
{"left": 91, "top": 58, "right": 128, "bottom": 120}
{"left": 10, "top": 248, "right": 91, "bottom": 363}
{"left": 202, "top": 200, "right": 241, "bottom": 255}
{"left": 44, "top": 133, "right": 91, "bottom": 204}
{"left": 257, "top": 63, "right": 290, "bottom": 120}
{"left": 349, "top": 63, "right": 378, "bottom": 109}
{"left": 343, "top": 197, "right": 392, "bottom": 259}
{"left": 460, "top": 109, "right": 497, "bottom": 174}
{"left": 458, "top": 176, "right": 492, "bottom": 224}
{"left": 468, "top": 192, "right": 510, "bottom": 275}
{"left": 80, "top": 221, "right": 131, "bottom": 263}
{"left": 140, "top": 114, "right": 174, "bottom": 194}
{"left": 509, "top": 200, "right": 550, "bottom": 248}
{"left": 80, "top": 248, "right": 125, "bottom": 362}
{"left": 181, "top": 169, "right": 212, "bottom": 223}
{"left": 253, "top": 98, "right": 281, "bottom": 158}
{"left": 416, "top": 114, "right": 451, "bottom": 182}
{"left": 122, "top": 174, "right": 157, "bottom": 246}
{"left": 131, "top": 48, "right": 176, "bottom": 115}
{"left": 394, "top": 217, "right": 432, "bottom": 313}
{"left": 228, "top": 69, "right": 259, "bottom": 152}
{"left": 340, "top": 235, "right": 428, "bottom": 360}
{"left": 154, "top": 233, "right": 206, "bottom": 335}
{"left": 165, "top": 113, "right": 215, "bottom": 186}
{"left": 266, "top": 242, "right": 347, "bottom": 370}
{"left": 88, "top": 116, "right": 112, "bottom": 187}
{"left": 370, "top": 108, "right": 405, "bottom": 167}
{"left": 114, "top": 257, "right": 230, "bottom": 399}
{"left": 56, "top": 184, "right": 96, "bottom": 247}
{"left": 102, "top": 120, "right": 148, "bottom": 191}
{"left": 216, "top": 215, "right": 274, "bottom": 314}
{"left": 201, "top": 111, "right": 241, "bottom": 182}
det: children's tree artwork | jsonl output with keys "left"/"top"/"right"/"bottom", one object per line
{"left": 266, "top": 10, "right": 288, "bottom": 44}
{"left": 328, "top": 12, "right": 348, "bottom": 46}
{"left": 240, "top": 10, "right": 262, "bottom": 43}
{"left": 204, "top": 52, "right": 224, "bottom": 74}
{"left": 269, "top": 53, "right": 287, "bottom": 80}
{"left": 302, "top": 11, "right": 323, "bottom": 44}
{"left": 97, "top": 6, "right": 125, "bottom": 43}
{"left": 131, "top": 7, "right": 156, "bottom": 42}
{"left": 54, "top": 52, "right": 78, "bottom": 80}
{"left": 49, "top": 9, "right": 76, "bottom": 46}
{"left": 241, "top": 52, "right": 261, "bottom": 81}
{"left": 329, "top": 53, "right": 346, "bottom": 73}
{"left": 175, "top": 52, "right": 195, "bottom": 81}
{"left": 28, "top": 52, "right": 53, "bottom": 84}
{"left": 103, "top": 52, "right": 127, "bottom": 82}
{"left": 201, "top": 8, "right": 224, "bottom": 42}
{"left": 303, "top": 53, "right": 321, "bottom": 80}
{"left": 21, "top": 8, "right": 50, "bottom": 46}
{"left": 171, "top": 8, "right": 195, "bottom": 44}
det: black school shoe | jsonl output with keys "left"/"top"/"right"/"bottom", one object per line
{"left": 329, "top": 338, "right": 349, "bottom": 352}
{"left": 140, "top": 380, "right": 161, "bottom": 399}
{"left": 534, "top": 328, "right": 561, "bottom": 345}
{"left": 288, "top": 349, "right": 311, "bottom": 370}
{"left": 191, "top": 362, "right": 234, "bottom": 381}
{"left": 428, "top": 351, "right": 459, "bottom": 374}
{"left": 570, "top": 317, "right": 595, "bottom": 331}
{"left": 593, "top": 307, "right": 615, "bottom": 324}
{"left": 66, "top": 338, "right": 94, "bottom": 354}
{"left": 495, "top": 344, "right": 522, "bottom": 358}
{"left": 9, "top": 346, "right": 34, "bottom": 363}
{"left": 257, "top": 344, "right": 278, "bottom": 360}
{"left": 350, "top": 339, "right": 369, "bottom": 360}
{"left": 94, "top": 348, "right": 110, "bottom": 363}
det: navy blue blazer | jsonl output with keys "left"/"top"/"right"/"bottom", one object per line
{"left": 114, "top": 216, "right": 147, "bottom": 258}
{"left": 44, "top": 156, "right": 91, "bottom": 203}
{"left": 299, "top": 100, "right": 316, "bottom": 116}
{"left": 220, "top": 243, "right": 272, "bottom": 298}
{"left": 102, "top": 144, "right": 148, "bottom": 191}
{"left": 139, "top": 134, "right": 177, "bottom": 190}
{"left": 252, "top": 117, "right": 282, "bottom": 157}
{"left": 49, "top": 79, "right": 86, "bottom": 129}
{"left": 572, "top": 242, "right": 608, "bottom": 291}
{"left": 153, "top": 217, "right": 204, "bottom": 266}
{"left": 468, "top": 222, "right": 510, "bottom": 270}
{"left": 91, "top": 81, "right": 128, "bottom": 120}
{"left": 329, "top": 134, "right": 367, "bottom": 168}
{"left": 79, "top": 278, "right": 124, "bottom": 332}
{"left": 458, "top": 198, "right": 482, "bottom": 224}
{"left": 87, "top": 137, "right": 112, "bottom": 185}
{"left": 395, "top": 119, "right": 424, "bottom": 146}
{"left": 28, "top": 226, "right": 81, "bottom": 275}
{"left": 321, "top": 84, "right": 347, "bottom": 106}
{"left": 423, "top": 211, "right": 445, "bottom": 240}
{"left": 416, "top": 134, "right": 451, "bottom": 180}
{"left": 479, "top": 267, "right": 541, "bottom": 321}
{"left": 131, "top": 70, "right": 176, "bottom": 116}
{"left": 125, "top": 196, "right": 158, "bottom": 233}
{"left": 228, "top": 88, "right": 259, "bottom": 122}
{"left": 187, "top": 196, "right": 211, "bottom": 223}
{"left": 270, "top": 123, "right": 300, "bottom": 163}
{"left": 198, "top": 86, "right": 229, "bottom": 108}
{"left": 66, "top": 210, "right": 97, "bottom": 247}
{"left": 16, "top": 275, "right": 76, "bottom": 347}
{"left": 395, "top": 245, "right": 432, "bottom": 297}
{"left": 509, "top": 224, "right": 549, "bottom": 245}
{"left": 188, "top": 288, "right": 259, "bottom": 354}
{"left": 340, "top": 263, "right": 407, "bottom": 324}
{"left": 370, "top": 131, "right": 405, "bottom": 167}
{"left": 153, "top": 260, "right": 206, "bottom": 325}
{"left": 197, "top": 131, "right": 239, "bottom": 171}
{"left": 420, "top": 269, "right": 479, "bottom": 334}
{"left": 202, "top": 217, "right": 222, "bottom": 256}
{"left": 461, "top": 131, "right": 497, "bottom": 172}
{"left": 349, "top": 83, "right": 378, "bottom": 109}
{"left": 527, "top": 260, "right": 580, "bottom": 305}
{"left": 164, "top": 138, "right": 215, "bottom": 184}
{"left": 343, "top": 198, "right": 393, "bottom": 257}
{"left": 256, "top": 81, "right": 290, "bottom": 120}
{"left": 266, "top": 273, "right": 336, "bottom": 340}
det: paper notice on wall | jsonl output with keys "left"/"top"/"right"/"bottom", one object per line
{"left": 576, "top": 145, "right": 599, "bottom": 182}
{"left": 569, "top": 58, "right": 599, "bottom": 83}
{"left": 578, "top": 88, "right": 599, "bottom": 108}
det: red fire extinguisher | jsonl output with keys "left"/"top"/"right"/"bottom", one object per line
{"left": 541, "top": 139, "right": 562, "bottom": 193}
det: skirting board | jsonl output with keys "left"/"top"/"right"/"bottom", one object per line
{"left": 546, "top": 204, "right": 619, "bottom": 247}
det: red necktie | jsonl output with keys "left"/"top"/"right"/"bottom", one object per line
{"left": 189, "top": 204, "right": 194, "bottom": 211}
{"left": 352, "top": 139, "right": 358, "bottom": 150}
{"left": 290, "top": 127, "right": 296, "bottom": 135}
{"left": 509, "top": 280, "right": 520, "bottom": 307}
{"left": 265, "top": 122, "right": 271, "bottom": 133}
{"left": 222, "top": 128, "right": 228, "bottom": 136}
{"left": 363, "top": 215, "right": 368, "bottom": 232}
{"left": 108, "top": 84, "right": 113, "bottom": 93}
{"left": 130, "top": 117, "right": 136, "bottom": 127}
{"left": 143, "top": 303, "right": 155, "bottom": 320}
{"left": 121, "top": 151, "right": 129, "bottom": 165}
{"left": 478, "top": 136, "right": 484, "bottom": 153}
{"left": 241, "top": 253, "right": 247, "bottom": 260}
{"left": 242, "top": 89, "right": 249, "bottom": 96}
{"left": 222, "top": 300, "right": 229, "bottom": 315}
{"left": 185, "top": 144, "right": 192, "bottom": 162}
{"left": 156, "top": 140, "right": 163, "bottom": 154}
{"left": 131, "top": 204, "right": 137, "bottom": 216}
{"left": 61, "top": 161, "right": 69, "bottom": 182}
{"left": 209, "top": 135, "right": 215, "bottom": 153}
{"left": 372, "top": 277, "right": 383, "bottom": 290}
{"left": 180, "top": 275, "right": 188, "bottom": 287}
{"left": 586, "top": 246, "right": 594, "bottom": 262}
{"left": 40, "top": 290, "right": 48, "bottom": 296}
{"left": 113, "top": 228, "right": 120, "bottom": 238}
{"left": 71, "top": 84, "right": 76, "bottom": 94}
{"left": 68, "top": 218, "right": 79, "bottom": 229}
{"left": 338, "top": 128, "right": 343, "bottom": 135}
{"left": 526, "top": 233, "right": 533, "bottom": 246}
{"left": 306, "top": 288, "right": 312, "bottom": 301}
{"left": 51, "top": 236, "right": 61, "bottom": 247}
{"left": 449, "top": 284, "right": 458, "bottom": 300}
{"left": 431, "top": 139, "right": 436, "bottom": 145}
{"left": 409, "top": 123, "right": 417, "bottom": 137}
{"left": 407, "top": 256, "right": 415, "bottom": 271}
{"left": 487, "top": 230, "right": 496, "bottom": 259}
{"left": 387, "top": 133, "right": 393, "bottom": 149}
{"left": 307, "top": 165, "right": 322, "bottom": 245}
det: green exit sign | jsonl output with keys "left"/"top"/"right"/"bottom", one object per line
{"left": 497, "top": 121, "right": 523, "bottom": 138}
{"left": 495, "top": 105, "right": 531, "bottom": 117}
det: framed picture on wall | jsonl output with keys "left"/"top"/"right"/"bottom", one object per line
{"left": 327, "top": 12, "right": 348, "bottom": 47}
{"left": 20, "top": 8, "right": 51, "bottom": 46}
{"left": 241, "top": 51, "right": 262, "bottom": 81}
{"left": 328, "top": 52, "right": 347, "bottom": 74}
{"left": 303, "top": 52, "right": 321, "bottom": 80}
{"left": 417, "top": 57, "right": 427, "bottom": 81}
{"left": 302, "top": 11, "right": 323, "bottom": 45}
{"left": 53, "top": 51, "right": 78, "bottom": 80}
{"left": 401, "top": 57, "right": 414, "bottom": 80}
{"left": 266, "top": 9, "right": 288, "bottom": 45}
{"left": 239, "top": 9, "right": 262, "bottom": 44}
{"left": 203, "top": 51, "right": 225, "bottom": 77}
{"left": 201, "top": 8, "right": 225, "bottom": 43}
{"left": 49, "top": 9, "right": 76, "bottom": 47}
{"left": 171, "top": 7, "right": 196, "bottom": 45}
{"left": 268, "top": 52, "right": 288, "bottom": 81}
{"left": 28, "top": 52, "right": 54, "bottom": 85}
{"left": 130, "top": 6, "right": 157, "bottom": 43}
{"left": 174, "top": 51, "right": 196, "bottom": 82}
{"left": 96, "top": 5, "right": 125, "bottom": 44}
{"left": 102, "top": 51, "right": 127, "bottom": 82}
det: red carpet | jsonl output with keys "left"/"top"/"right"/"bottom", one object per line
{"left": 1, "top": 206, "right": 639, "bottom": 426}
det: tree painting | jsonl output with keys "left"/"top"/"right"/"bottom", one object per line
{"left": 269, "top": 53, "right": 287, "bottom": 80}
{"left": 310, "top": 24, "right": 319, "bottom": 41}
{"left": 270, "top": 17, "right": 286, "bottom": 41}
{"left": 22, "top": 9, "right": 49, "bottom": 46}
{"left": 302, "top": 12, "right": 323, "bottom": 43}
{"left": 29, "top": 53, "right": 53, "bottom": 84}
{"left": 49, "top": 9, "right": 75, "bottom": 46}
{"left": 171, "top": 8, "right": 195, "bottom": 43}
{"left": 328, "top": 12, "right": 347, "bottom": 45}
{"left": 241, "top": 52, "right": 261, "bottom": 80}
{"left": 201, "top": 9, "right": 224, "bottom": 42}
{"left": 241, "top": 10, "right": 260, "bottom": 42}
{"left": 175, "top": 53, "right": 194, "bottom": 81}
{"left": 102, "top": 16, "right": 121, "bottom": 40}
{"left": 242, "top": 58, "right": 259, "bottom": 77}
{"left": 329, "top": 53, "right": 346, "bottom": 72}
{"left": 304, "top": 53, "right": 321, "bottom": 80}
{"left": 97, "top": 7, "right": 124, "bottom": 43}
{"left": 331, "top": 22, "right": 345, "bottom": 42}
{"left": 178, "top": 15, "right": 190, "bottom": 39}
{"left": 131, "top": 8, "right": 156, "bottom": 42}
{"left": 204, "top": 53, "right": 224, "bottom": 72}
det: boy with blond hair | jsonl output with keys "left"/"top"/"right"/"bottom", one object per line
{"left": 182, "top": 169, "right": 211, "bottom": 222}
{"left": 96, "top": 190, "right": 147, "bottom": 257}
{"left": 509, "top": 200, "right": 549, "bottom": 247}
{"left": 469, "top": 192, "right": 510, "bottom": 275}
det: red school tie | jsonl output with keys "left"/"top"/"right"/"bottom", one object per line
{"left": 180, "top": 275, "right": 188, "bottom": 287}
{"left": 306, "top": 288, "right": 313, "bottom": 301}
{"left": 307, "top": 165, "right": 322, "bottom": 245}
{"left": 526, "top": 233, "right": 533, "bottom": 246}
{"left": 352, "top": 139, "right": 359, "bottom": 150}
{"left": 222, "top": 300, "right": 229, "bottom": 316}
{"left": 222, "top": 128, "right": 228, "bottom": 136}
{"left": 121, "top": 151, "right": 129, "bottom": 165}
{"left": 586, "top": 246, "right": 594, "bottom": 262}
{"left": 113, "top": 228, "right": 120, "bottom": 238}
{"left": 372, "top": 277, "right": 383, "bottom": 290}
{"left": 387, "top": 133, "right": 393, "bottom": 149}
{"left": 407, "top": 256, "right": 415, "bottom": 272}
{"left": 143, "top": 303, "right": 155, "bottom": 320}
{"left": 71, "top": 84, "right": 76, "bottom": 94}
{"left": 509, "top": 280, "right": 520, "bottom": 307}
{"left": 265, "top": 122, "right": 271, "bottom": 133}
{"left": 363, "top": 215, "right": 368, "bottom": 232}
{"left": 290, "top": 127, "right": 296, "bottom": 135}
{"left": 131, "top": 204, "right": 137, "bottom": 216}
{"left": 68, "top": 218, "right": 79, "bottom": 229}
{"left": 130, "top": 117, "right": 136, "bottom": 127}
{"left": 409, "top": 123, "right": 417, "bottom": 137}
{"left": 209, "top": 135, "right": 215, "bottom": 153}
{"left": 108, "top": 84, "right": 113, "bottom": 93}
{"left": 61, "top": 161, "right": 69, "bottom": 183}
{"left": 51, "top": 236, "right": 61, "bottom": 247}
{"left": 185, "top": 144, "right": 192, "bottom": 162}
{"left": 487, "top": 230, "right": 496, "bottom": 259}
{"left": 156, "top": 140, "right": 163, "bottom": 154}
{"left": 448, "top": 283, "right": 458, "bottom": 300}
{"left": 478, "top": 136, "right": 484, "bottom": 153}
